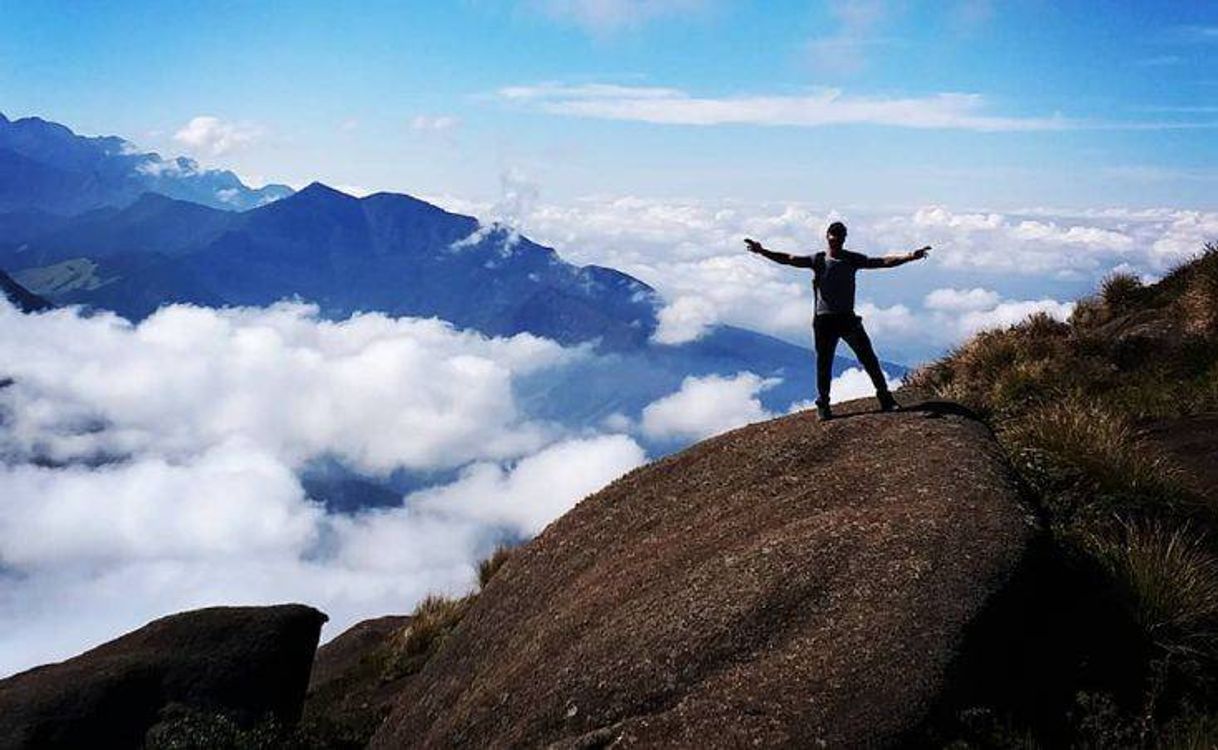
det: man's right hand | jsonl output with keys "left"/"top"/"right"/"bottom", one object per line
{"left": 744, "top": 238, "right": 762, "bottom": 254}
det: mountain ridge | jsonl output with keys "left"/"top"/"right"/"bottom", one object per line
{"left": 0, "top": 177, "right": 903, "bottom": 442}
{"left": 0, "top": 112, "right": 292, "bottom": 214}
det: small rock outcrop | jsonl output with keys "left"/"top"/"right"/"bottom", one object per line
{"left": 0, "top": 604, "right": 327, "bottom": 750}
{"left": 373, "top": 403, "right": 1036, "bottom": 748}
{"left": 0, "top": 269, "right": 52, "bottom": 313}
{"left": 310, "top": 615, "right": 411, "bottom": 691}
{"left": 301, "top": 615, "right": 413, "bottom": 749}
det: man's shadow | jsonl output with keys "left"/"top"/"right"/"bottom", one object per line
{"left": 821, "top": 399, "right": 982, "bottom": 422}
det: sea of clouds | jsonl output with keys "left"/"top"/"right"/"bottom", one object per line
{"left": 2, "top": 195, "right": 1213, "bottom": 676}
{"left": 0, "top": 298, "right": 888, "bottom": 676}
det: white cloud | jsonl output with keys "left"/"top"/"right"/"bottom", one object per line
{"left": 135, "top": 157, "right": 200, "bottom": 178}
{"left": 805, "top": 0, "right": 891, "bottom": 76}
{"left": 0, "top": 302, "right": 569, "bottom": 474}
{"left": 1010, "top": 220, "right": 1134, "bottom": 249}
{"left": 652, "top": 294, "right": 718, "bottom": 344}
{"left": 324, "top": 434, "right": 645, "bottom": 575}
{"left": 173, "top": 116, "right": 262, "bottom": 157}
{"left": 855, "top": 301, "right": 919, "bottom": 338}
{"left": 499, "top": 83, "right": 1071, "bottom": 131}
{"left": 830, "top": 366, "right": 902, "bottom": 403}
{"left": 406, "top": 435, "right": 645, "bottom": 535}
{"left": 640, "top": 372, "right": 776, "bottom": 441}
{"left": 1151, "top": 211, "right": 1218, "bottom": 269}
{"left": 0, "top": 441, "right": 318, "bottom": 567}
{"left": 0, "top": 300, "right": 651, "bottom": 676}
{"left": 410, "top": 115, "right": 461, "bottom": 132}
{"left": 901, "top": 205, "right": 1143, "bottom": 273}
{"left": 451, "top": 168, "right": 541, "bottom": 253}
{"left": 924, "top": 287, "right": 1002, "bottom": 311}
{"left": 499, "top": 82, "right": 684, "bottom": 101}
{"left": 531, "top": 0, "right": 708, "bottom": 33}
{"left": 957, "top": 299, "right": 1075, "bottom": 335}
{"left": 911, "top": 206, "right": 1005, "bottom": 231}
{"left": 499, "top": 82, "right": 1218, "bottom": 132}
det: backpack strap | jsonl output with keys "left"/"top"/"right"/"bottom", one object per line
{"left": 811, "top": 251, "right": 825, "bottom": 300}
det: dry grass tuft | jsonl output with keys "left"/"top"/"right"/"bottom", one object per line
{"left": 381, "top": 593, "right": 472, "bottom": 681}
{"left": 1158, "top": 710, "right": 1218, "bottom": 750}
{"left": 1069, "top": 294, "right": 1110, "bottom": 329}
{"left": 1088, "top": 521, "right": 1218, "bottom": 659}
{"left": 1003, "top": 398, "right": 1187, "bottom": 513}
{"left": 1178, "top": 252, "right": 1218, "bottom": 338}
{"left": 1101, "top": 272, "right": 1145, "bottom": 313}
{"left": 907, "top": 312, "right": 1072, "bottom": 415}
{"left": 477, "top": 545, "right": 514, "bottom": 589}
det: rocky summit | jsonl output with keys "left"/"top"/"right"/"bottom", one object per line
{"left": 372, "top": 401, "right": 1036, "bottom": 748}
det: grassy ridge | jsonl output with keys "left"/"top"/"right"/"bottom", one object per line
{"left": 909, "top": 245, "right": 1218, "bottom": 746}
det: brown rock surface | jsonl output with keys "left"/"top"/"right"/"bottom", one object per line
{"left": 1141, "top": 412, "right": 1218, "bottom": 501}
{"left": 310, "top": 614, "right": 411, "bottom": 691}
{"left": 372, "top": 401, "right": 1036, "bottom": 749}
{"left": 302, "top": 615, "right": 413, "bottom": 749}
{"left": 0, "top": 603, "right": 327, "bottom": 750}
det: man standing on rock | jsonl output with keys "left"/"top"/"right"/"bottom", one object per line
{"left": 744, "top": 222, "right": 930, "bottom": 421}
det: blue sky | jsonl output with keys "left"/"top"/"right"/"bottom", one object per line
{"left": 1, "top": 0, "right": 1215, "bottom": 208}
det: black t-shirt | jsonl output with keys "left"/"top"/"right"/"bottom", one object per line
{"left": 812, "top": 250, "right": 874, "bottom": 316}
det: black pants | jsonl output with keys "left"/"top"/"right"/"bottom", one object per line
{"left": 813, "top": 313, "right": 890, "bottom": 406}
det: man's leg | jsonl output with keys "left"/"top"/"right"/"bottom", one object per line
{"left": 813, "top": 316, "right": 840, "bottom": 408}
{"left": 841, "top": 318, "right": 894, "bottom": 401}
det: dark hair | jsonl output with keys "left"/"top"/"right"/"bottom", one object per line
{"left": 827, "top": 221, "right": 847, "bottom": 238}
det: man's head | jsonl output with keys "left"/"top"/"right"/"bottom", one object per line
{"left": 826, "top": 221, "right": 847, "bottom": 251}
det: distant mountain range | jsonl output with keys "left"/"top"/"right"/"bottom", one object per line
{"left": 0, "top": 112, "right": 291, "bottom": 214}
{"left": 0, "top": 114, "right": 904, "bottom": 501}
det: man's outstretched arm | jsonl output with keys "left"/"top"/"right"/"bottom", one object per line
{"left": 743, "top": 238, "right": 814, "bottom": 268}
{"left": 859, "top": 246, "right": 932, "bottom": 269}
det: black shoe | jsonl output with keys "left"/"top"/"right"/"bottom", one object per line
{"left": 816, "top": 402, "right": 833, "bottom": 421}
{"left": 878, "top": 392, "right": 901, "bottom": 412}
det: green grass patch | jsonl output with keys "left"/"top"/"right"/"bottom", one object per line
{"left": 912, "top": 244, "right": 1218, "bottom": 744}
